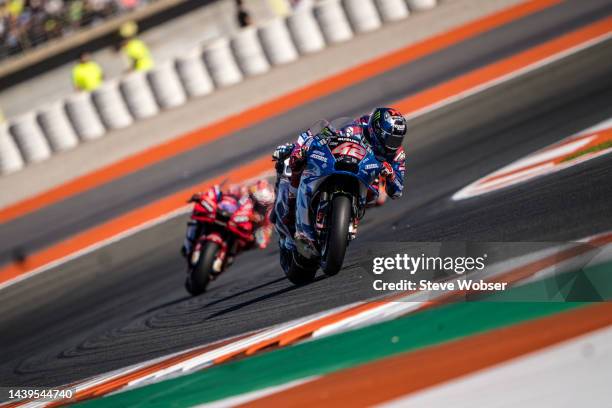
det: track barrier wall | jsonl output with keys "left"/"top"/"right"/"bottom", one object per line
{"left": 232, "top": 26, "right": 271, "bottom": 77}
{"left": 175, "top": 49, "right": 215, "bottom": 98}
{"left": 37, "top": 101, "right": 80, "bottom": 152}
{"left": 92, "top": 80, "right": 134, "bottom": 130}
{"left": 121, "top": 71, "right": 160, "bottom": 119}
{"left": 1, "top": 0, "right": 436, "bottom": 175}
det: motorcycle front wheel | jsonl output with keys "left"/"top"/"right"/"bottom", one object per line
{"left": 185, "top": 241, "right": 218, "bottom": 295}
{"left": 321, "top": 194, "right": 351, "bottom": 276}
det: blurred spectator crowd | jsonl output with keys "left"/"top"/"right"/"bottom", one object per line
{"left": 0, "top": 0, "right": 154, "bottom": 60}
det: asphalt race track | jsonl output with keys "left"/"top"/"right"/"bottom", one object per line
{"left": 1, "top": 0, "right": 611, "bottom": 389}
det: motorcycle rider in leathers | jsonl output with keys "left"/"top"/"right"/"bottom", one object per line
{"left": 181, "top": 180, "right": 275, "bottom": 258}
{"left": 272, "top": 107, "right": 407, "bottom": 254}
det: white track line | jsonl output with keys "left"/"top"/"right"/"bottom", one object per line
{"left": 453, "top": 117, "right": 612, "bottom": 200}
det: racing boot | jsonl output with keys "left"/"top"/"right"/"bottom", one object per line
{"left": 294, "top": 232, "right": 320, "bottom": 260}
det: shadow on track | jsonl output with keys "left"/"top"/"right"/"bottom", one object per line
{"left": 137, "top": 276, "right": 293, "bottom": 319}
{"left": 207, "top": 275, "right": 328, "bottom": 319}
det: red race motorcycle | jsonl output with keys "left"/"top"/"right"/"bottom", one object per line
{"left": 185, "top": 188, "right": 255, "bottom": 295}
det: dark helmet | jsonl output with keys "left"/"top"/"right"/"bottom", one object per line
{"left": 367, "top": 107, "right": 407, "bottom": 154}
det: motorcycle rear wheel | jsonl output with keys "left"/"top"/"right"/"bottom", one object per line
{"left": 322, "top": 194, "right": 351, "bottom": 276}
{"left": 185, "top": 241, "right": 218, "bottom": 295}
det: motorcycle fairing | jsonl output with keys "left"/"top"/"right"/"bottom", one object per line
{"left": 296, "top": 131, "right": 382, "bottom": 243}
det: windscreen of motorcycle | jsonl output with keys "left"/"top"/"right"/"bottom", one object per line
{"left": 327, "top": 119, "right": 368, "bottom": 163}
{"left": 307, "top": 117, "right": 352, "bottom": 138}
{"left": 329, "top": 117, "right": 354, "bottom": 132}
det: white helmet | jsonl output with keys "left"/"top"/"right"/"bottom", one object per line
{"left": 249, "top": 180, "right": 275, "bottom": 206}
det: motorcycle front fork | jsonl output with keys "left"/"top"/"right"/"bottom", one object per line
{"left": 219, "top": 240, "right": 240, "bottom": 271}
{"left": 187, "top": 230, "right": 229, "bottom": 278}
{"left": 315, "top": 193, "right": 360, "bottom": 241}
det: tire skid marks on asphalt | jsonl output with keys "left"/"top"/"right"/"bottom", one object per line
{"left": 7, "top": 231, "right": 612, "bottom": 408}
{"left": 453, "top": 118, "right": 612, "bottom": 200}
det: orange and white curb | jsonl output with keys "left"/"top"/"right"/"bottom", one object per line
{"left": 453, "top": 118, "right": 612, "bottom": 200}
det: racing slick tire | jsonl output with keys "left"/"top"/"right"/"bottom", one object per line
{"left": 322, "top": 194, "right": 351, "bottom": 276}
{"left": 185, "top": 241, "right": 218, "bottom": 295}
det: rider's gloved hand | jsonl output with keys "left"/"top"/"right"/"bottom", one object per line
{"left": 380, "top": 162, "right": 395, "bottom": 182}
{"left": 272, "top": 143, "right": 294, "bottom": 161}
{"left": 289, "top": 145, "right": 307, "bottom": 170}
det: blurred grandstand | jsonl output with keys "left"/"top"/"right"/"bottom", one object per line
{"left": 0, "top": 0, "right": 157, "bottom": 60}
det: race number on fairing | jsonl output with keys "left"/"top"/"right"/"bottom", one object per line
{"left": 332, "top": 142, "right": 367, "bottom": 160}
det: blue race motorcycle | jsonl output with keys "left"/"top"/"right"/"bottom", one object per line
{"left": 274, "top": 118, "right": 383, "bottom": 284}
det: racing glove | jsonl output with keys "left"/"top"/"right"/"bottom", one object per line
{"left": 380, "top": 162, "right": 395, "bottom": 182}
{"left": 273, "top": 143, "right": 295, "bottom": 174}
{"left": 272, "top": 143, "right": 294, "bottom": 161}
